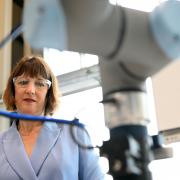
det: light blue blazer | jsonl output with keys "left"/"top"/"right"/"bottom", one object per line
{"left": 0, "top": 121, "right": 105, "bottom": 180}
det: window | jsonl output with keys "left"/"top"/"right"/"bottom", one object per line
{"left": 109, "top": 0, "right": 160, "bottom": 12}
{"left": 44, "top": 48, "right": 98, "bottom": 76}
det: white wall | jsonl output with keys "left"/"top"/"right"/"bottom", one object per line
{"left": 152, "top": 60, "right": 180, "bottom": 131}
{"left": 0, "top": 0, "right": 12, "bottom": 132}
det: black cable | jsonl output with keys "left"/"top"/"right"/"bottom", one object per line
{"left": 70, "top": 124, "right": 100, "bottom": 150}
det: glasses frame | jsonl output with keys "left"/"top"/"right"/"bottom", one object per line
{"left": 13, "top": 77, "right": 52, "bottom": 89}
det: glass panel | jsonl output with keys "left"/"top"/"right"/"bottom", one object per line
{"left": 80, "top": 53, "right": 99, "bottom": 68}
{"left": 44, "top": 48, "right": 81, "bottom": 76}
{"left": 44, "top": 48, "right": 99, "bottom": 76}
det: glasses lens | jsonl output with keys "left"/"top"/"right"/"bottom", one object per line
{"left": 14, "top": 78, "right": 29, "bottom": 87}
{"left": 35, "top": 80, "right": 47, "bottom": 89}
{"left": 13, "top": 77, "right": 51, "bottom": 90}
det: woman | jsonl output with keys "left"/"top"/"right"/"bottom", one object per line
{"left": 0, "top": 55, "right": 105, "bottom": 180}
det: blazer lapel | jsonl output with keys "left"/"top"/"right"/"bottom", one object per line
{"left": 3, "top": 121, "right": 38, "bottom": 180}
{"left": 30, "top": 121, "right": 61, "bottom": 176}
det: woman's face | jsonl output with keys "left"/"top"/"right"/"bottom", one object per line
{"left": 13, "top": 75, "right": 50, "bottom": 116}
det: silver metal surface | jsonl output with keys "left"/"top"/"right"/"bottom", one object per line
{"left": 103, "top": 91, "right": 149, "bottom": 128}
{"left": 57, "top": 64, "right": 100, "bottom": 96}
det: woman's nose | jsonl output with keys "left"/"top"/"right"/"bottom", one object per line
{"left": 25, "top": 82, "right": 36, "bottom": 94}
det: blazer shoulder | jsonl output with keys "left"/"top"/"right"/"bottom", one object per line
{"left": 0, "top": 130, "right": 8, "bottom": 147}
{"left": 0, "top": 129, "right": 8, "bottom": 141}
{"left": 0, "top": 132, "right": 3, "bottom": 142}
{"left": 0, "top": 125, "right": 14, "bottom": 142}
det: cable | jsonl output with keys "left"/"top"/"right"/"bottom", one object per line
{"left": 0, "top": 110, "right": 101, "bottom": 149}
{"left": 0, "top": 110, "right": 84, "bottom": 128}
{"left": 0, "top": 24, "right": 23, "bottom": 49}
{"left": 70, "top": 124, "right": 100, "bottom": 150}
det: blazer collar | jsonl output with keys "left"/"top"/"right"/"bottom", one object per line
{"left": 3, "top": 120, "right": 62, "bottom": 179}
{"left": 30, "top": 121, "right": 61, "bottom": 176}
{"left": 3, "top": 121, "right": 38, "bottom": 180}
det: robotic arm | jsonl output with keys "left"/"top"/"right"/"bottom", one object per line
{"left": 22, "top": 0, "right": 180, "bottom": 179}
{"left": 23, "top": 0, "right": 180, "bottom": 78}
{"left": 23, "top": 0, "right": 180, "bottom": 93}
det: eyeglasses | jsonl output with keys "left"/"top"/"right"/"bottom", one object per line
{"left": 13, "top": 77, "right": 51, "bottom": 90}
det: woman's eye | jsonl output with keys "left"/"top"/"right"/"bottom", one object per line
{"left": 35, "top": 81, "right": 45, "bottom": 87}
{"left": 18, "top": 80, "right": 28, "bottom": 85}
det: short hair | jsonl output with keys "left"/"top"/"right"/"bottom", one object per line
{"left": 3, "top": 55, "right": 60, "bottom": 116}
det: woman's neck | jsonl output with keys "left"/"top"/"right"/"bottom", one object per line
{"left": 18, "top": 120, "right": 43, "bottom": 135}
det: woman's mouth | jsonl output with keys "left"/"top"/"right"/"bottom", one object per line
{"left": 23, "top": 98, "right": 36, "bottom": 103}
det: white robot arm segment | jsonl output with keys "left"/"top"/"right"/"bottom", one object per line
{"left": 23, "top": 0, "right": 180, "bottom": 80}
